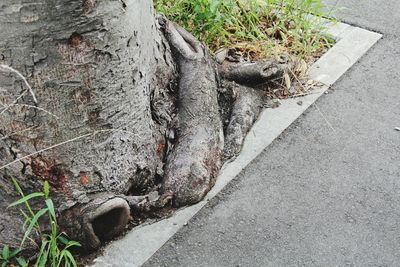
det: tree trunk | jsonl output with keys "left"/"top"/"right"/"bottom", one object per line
{"left": 0, "top": 0, "right": 176, "bottom": 250}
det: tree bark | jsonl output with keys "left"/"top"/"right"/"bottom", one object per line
{"left": 0, "top": 0, "right": 176, "bottom": 249}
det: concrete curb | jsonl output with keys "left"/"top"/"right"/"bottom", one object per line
{"left": 92, "top": 22, "right": 382, "bottom": 267}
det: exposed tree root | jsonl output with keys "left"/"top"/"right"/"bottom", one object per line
{"left": 63, "top": 18, "right": 294, "bottom": 250}
{"left": 218, "top": 60, "right": 285, "bottom": 87}
{"left": 155, "top": 17, "right": 292, "bottom": 207}
{"left": 158, "top": 17, "right": 224, "bottom": 207}
{"left": 223, "top": 85, "right": 264, "bottom": 160}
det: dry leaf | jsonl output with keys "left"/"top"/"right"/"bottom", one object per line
{"left": 295, "top": 59, "right": 308, "bottom": 77}
{"left": 283, "top": 73, "right": 291, "bottom": 89}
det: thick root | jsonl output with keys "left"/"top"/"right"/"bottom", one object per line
{"left": 223, "top": 85, "right": 264, "bottom": 160}
{"left": 218, "top": 60, "right": 286, "bottom": 87}
{"left": 159, "top": 17, "right": 224, "bottom": 207}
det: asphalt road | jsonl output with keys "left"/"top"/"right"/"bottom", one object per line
{"left": 144, "top": 1, "right": 400, "bottom": 266}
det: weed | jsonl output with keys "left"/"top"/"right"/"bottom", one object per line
{"left": 0, "top": 245, "right": 27, "bottom": 267}
{"left": 154, "top": 0, "right": 336, "bottom": 60}
{"left": 0, "top": 179, "right": 81, "bottom": 267}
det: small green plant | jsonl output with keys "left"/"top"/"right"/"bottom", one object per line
{"left": 0, "top": 245, "right": 27, "bottom": 267}
{"left": 155, "top": 0, "right": 336, "bottom": 60}
{"left": 0, "top": 179, "right": 81, "bottom": 267}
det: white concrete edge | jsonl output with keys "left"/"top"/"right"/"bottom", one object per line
{"left": 92, "top": 23, "right": 382, "bottom": 267}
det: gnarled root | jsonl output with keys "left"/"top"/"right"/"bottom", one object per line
{"left": 218, "top": 56, "right": 293, "bottom": 159}
{"left": 218, "top": 59, "right": 288, "bottom": 87}
{"left": 158, "top": 17, "right": 224, "bottom": 206}
{"left": 223, "top": 85, "right": 264, "bottom": 160}
{"left": 59, "top": 19, "right": 295, "bottom": 250}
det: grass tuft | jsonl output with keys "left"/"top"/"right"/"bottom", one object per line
{"left": 0, "top": 179, "right": 80, "bottom": 267}
{"left": 154, "top": 0, "right": 336, "bottom": 60}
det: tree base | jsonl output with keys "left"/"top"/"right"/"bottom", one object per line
{"left": 66, "top": 16, "right": 293, "bottom": 250}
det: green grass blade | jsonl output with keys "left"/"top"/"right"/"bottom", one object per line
{"left": 36, "top": 240, "right": 50, "bottom": 267}
{"left": 57, "top": 235, "right": 69, "bottom": 245}
{"left": 11, "top": 177, "right": 24, "bottom": 197}
{"left": 11, "top": 178, "right": 37, "bottom": 218}
{"left": 56, "top": 251, "right": 64, "bottom": 267}
{"left": 50, "top": 236, "right": 59, "bottom": 267}
{"left": 21, "top": 208, "right": 48, "bottom": 246}
{"left": 16, "top": 257, "right": 28, "bottom": 267}
{"left": 1, "top": 245, "right": 9, "bottom": 260}
{"left": 64, "top": 240, "right": 81, "bottom": 249}
{"left": 8, "top": 192, "right": 45, "bottom": 208}
{"left": 63, "top": 250, "right": 77, "bottom": 267}
{"left": 45, "top": 198, "right": 56, "bottom": 222}
{"left": 9, "top": 248, "right": 22, "bottom": 258}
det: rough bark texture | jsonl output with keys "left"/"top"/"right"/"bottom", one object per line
{"left": 0, "top": 0, "right": 292, "bottom": 252}
{"left": 0, "top": 0, "right": 176, "bottom": 249}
